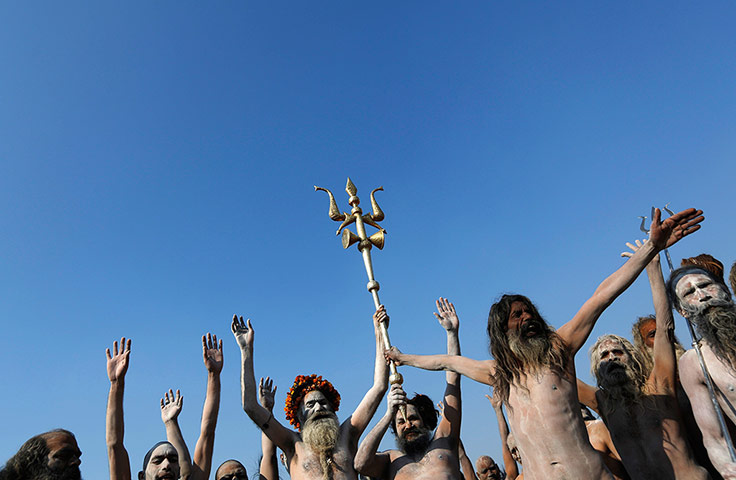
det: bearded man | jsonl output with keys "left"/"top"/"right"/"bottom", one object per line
{"left": 0, "top": 430, "right": 82, "bottom": 480}
{"left": 386, "top": 207, "right": 704, "bottom": 480}
{"left": 354, "top": 298, "right": 463, "bottom": 480}
{"left": 231, "top": 306, "right": 389, "bottom": 480}
{"left": 669, "top": 264, "right": 736, "bottom": 478}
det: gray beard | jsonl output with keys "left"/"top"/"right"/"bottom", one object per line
{"left": 508, "top": 326, "right": 553, "bottom": 371}
{"left": 301, "top": 414, "right": 339, "bottom": 480}
{"left": 691, "top": 304, "right": 736, "bottom": 370}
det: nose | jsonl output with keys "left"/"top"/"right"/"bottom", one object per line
{"left": 71, "top": 456, "right": 81, "bottom": 467}
{"left": 695, "top": 288, "right": 712, "bottom": 302}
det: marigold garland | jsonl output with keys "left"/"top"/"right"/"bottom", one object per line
{"left": 284, "top": 374, "right": 341, "bottom": 431}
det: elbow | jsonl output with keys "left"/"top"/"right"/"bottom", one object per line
{"left": 354, "top": 454, "right": 370, "bottom": 473}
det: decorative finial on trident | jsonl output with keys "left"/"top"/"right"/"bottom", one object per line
{"left": 315, "top": 178, "right": 405, "bottom": 413}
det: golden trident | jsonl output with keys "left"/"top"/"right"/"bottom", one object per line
{"left": 315, "top": 178, "right": 406, "bottom": 417}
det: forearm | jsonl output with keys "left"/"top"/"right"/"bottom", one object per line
{"left": 374, "top": 325, "right": 389, "bottom": 390}
{"left": 240, "top": 349, "right": 270, "bottom": 424}
{"left": 193, "top": 373, "right": 221, "bottom": 480}
{"left": 446, "top": 330, "right": 461, "bottom": 384}
{"left": 354, "top": 412, "right": 391, "bottom": 474}
{"left": 648, "top": 261, "right": 676, "bottom": 357}
{"left": 397, "top": 352, "right": 492, "bottom": 385}
{"left": 458, "top": 440, "right": 477, "bottom": 480}
{"left": 165, "top": 419, "right": 193, "bottom": 480}
{"left": 259, "top": 432, "right": 279, "bottom": 480}
{"left": 593, "top": 241, "right": 658, "bottom": 313}
{"left": 106, "top": 381, "right": 131, "bottom": 480}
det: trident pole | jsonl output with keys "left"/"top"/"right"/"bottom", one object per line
{"left": 315, "top": 178, "right": 406, "bottom": 419}
{"left": 641, "top": 206, "right": 736, "bottom": 461}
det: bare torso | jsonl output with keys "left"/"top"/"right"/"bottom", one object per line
{"left": 383, "top": 436, "right": 462, "bottom": 480}
{"left": 288, "top": 425, "right": 359, "bottom": 480}
{"left": 506, "top": 368, "right": 613, "bottom": 480}
{"left": 597, "top": 390, "right": 708, "bottom": 480}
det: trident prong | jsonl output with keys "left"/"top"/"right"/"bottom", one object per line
{"left": 317, "top": 178, "right": 406, "bottom": 420}
{"left": 639, "top": 216, "right": 649, "bottom": 234}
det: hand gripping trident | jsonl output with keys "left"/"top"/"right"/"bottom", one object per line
{"left": 315, "top": 178, "right": 406, "bottom": 420}
{"left": 640, "top": 205, "right": 736, "bottom": 462}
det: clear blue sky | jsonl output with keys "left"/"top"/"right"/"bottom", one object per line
{"left": 1, "top": 2, "right": 735, "bottom": 478}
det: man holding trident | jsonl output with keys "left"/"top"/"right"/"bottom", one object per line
{"left": 231, "top": 305, "right": 389, "bottom": 480}
{"left": 385, "top": 207, "right": 704, "bottom": 480}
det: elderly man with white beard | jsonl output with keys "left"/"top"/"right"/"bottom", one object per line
{"left": 577, "top": 239, "right": 708, "bottom": 480}
{"left": 669, "top": 265, "right": 736, "bottom": 478}
{"left": 231, "top": 306, "right": 389, "bottom": 480}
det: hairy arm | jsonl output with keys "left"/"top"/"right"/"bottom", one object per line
{"left": 258, "top": 377, "right": 279, "bottom": 480}
{"left": 557, "top": 208, "right": 702, "bottom": 355}
{"left": 679, "top": 351, "right": 736, "bottom": 477}
{"left": 354, "top": 383, "right": 403, "bottom": 478}
{"left": 192, "top": 334, "right": 223, "bottom": 480}
{"left": 161, "top": 389, "right": 193, "bottom": 480}
{"left": 386, "top": 349, "right": 495, "bottom": 386}
{"left": 231, "top": 316, "right": 296, "bottom": 456}
{"left": 106, "top": 338, "right": 132, "bottom": 480}
{"left": 348, "top": 305, "right": 390, "bottom": 443}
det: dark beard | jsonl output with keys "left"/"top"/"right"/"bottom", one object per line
{"left": 692, "top": 304, "right": 736, "bottom": 370}
{"left": 508, "top": 320, "right": 553, "bottom": 370}
{"left": 36, "top": 464, "right": 82, "bottom": 480}
{"left": 396, "top": 428, "right": 431, "bottom": 456}
{"left": 597, "top": 361, "right": 644, "bottom": 413}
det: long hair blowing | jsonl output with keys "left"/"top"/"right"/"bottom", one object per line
{"left": 487, "top": 294, "right": 568, "bottom": 404}
{"left": 0, "top": 430, "right": 74, "bottom": 480}
{"left": 590, "top": 334, "right": 648, "bottom": 413}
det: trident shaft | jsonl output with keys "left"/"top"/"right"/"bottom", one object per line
{"left": 315, "top": 178, "right": 406, "bottom": 419}
{"left": 640, "top": 206, "right": 736, "bottom": 462}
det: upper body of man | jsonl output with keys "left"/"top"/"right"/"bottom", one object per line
{"left": 670, "top": 265, "right": 736, "bottom": 478}
{"left": 231, "top": 306, "right": 389, "bottom": 480}
{"left": 354, "top": 298, "right": 463, "bottom": 480}
{"left": 0, "top": 429, "right": 82, "bottom": 480}
{"left": 578, "top": 241, "right": 708, "bottom": 479}
{"left": 105, "top": 338, "right": 193, "bottom": 480}
{"left": 385, "top": 207, "right": 704, "bottom": 480}
{"left": 475, "top": 455, "right": 503, "bottom": 480}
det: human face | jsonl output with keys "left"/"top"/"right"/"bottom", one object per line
{"left": 676, "top": 273, "right": 732, "bottom": 314}
{"left": 216, "top": 461, "right": 247, "bottom": 480}
{"left": 638, "top": 319, "right": 656, "bottom": 349}
{"left": 475, "top": 457, "right": 501, "bottom": 480}
{"left": 144, "top": 444, "right": 179, "bottom": 480}
{"left": 395, "top": 404, "right": 426, "bottom": 440}
{"left": 507, "top": 301, "right": 536, "bottom": 336}
{"left": 45, "top": 433, "right": 82, "bottom": 474}
{"left": 299, "top": 390, "right": 334, "bottom": 424}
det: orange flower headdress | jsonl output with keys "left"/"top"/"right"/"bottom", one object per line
{"left": 284, "top": 374, "right": 341, "bottom": 431}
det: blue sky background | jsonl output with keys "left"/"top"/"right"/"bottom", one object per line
{"left": 1, "top": 2, "right": 735, "bottom": 478}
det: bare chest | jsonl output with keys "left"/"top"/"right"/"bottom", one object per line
{"left": 390, "top": 442, "right": 461, "bottom": 480}
{"left": 291, "top": 442, "right": 356, "bottom": 480}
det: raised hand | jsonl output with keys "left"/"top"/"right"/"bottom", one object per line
{"left": 231, "top": 315, "right": 253, "bottom": 351}
{"left": 202, "top": 333, "right": 223, "bottom": 374}
{"left": 161, "top": 389, "right": 184, "bottom": 424}
{"left": 106, "top": 337, "right": 131, "bottom": 383}
{"left": 485, "top": 392, "right": 502, "bottom": 410}
{"left": 434, "top": 297, "right": 458, "bottom": 332}
{"left": 386, "top": 383, "right": 407, "bottom": 415}
{"left": 621, "top": 238, "right": 660, "bottom": 267}
{"left": 373, "top": 304, "right": 389, "bottom": 329}
{"left": 258, "top": 377, "right": 276, "bottom": 412}
{"left": 384, "top": 346, "right": 404, "bottom": 365}
{"left": 648, "top": 207, "right": 704, "bottom": 250}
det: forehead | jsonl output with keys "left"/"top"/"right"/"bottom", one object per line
{"left": 510, "top": 301, "right": 529, "bottom": 312}
{"left": 676, "top": 273, "right": 713, "bottom": 293}
{"left": 476, "top": 457, "right": 492, "bottom": 468}
{"left": 303, "top": 390, "right": 327, "bottom": 404}
{"left": 638, "top": 318, "right": 656, "bottom": 333}
{"left": 217, "top": 461, "right": 246, "bottom": 477}
{"left": 598, "top": 339, "right": 623, "bottom": 352}
{"left": 151, "top": 444, "right": 177, "bottom": 458}
{"left": 45, "top": 433, "right": 79, "bottom": 452}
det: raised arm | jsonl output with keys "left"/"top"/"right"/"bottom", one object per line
{"left": 434, "top": 298, "right": 461, "bottom": 440}
{"left": 347, "top": 305, "right": 390, "bottom": 440}
{"left": 385, "top": 348, "right": 495, "bottom": 386}
{"left": 354, "top": 383, "right": 405, "bottom": 478}
{"left": 192, "top": 333, "right": 223, "bottom": 480}
{"left": 258, "top": 377, "right": 279, "bottom": 480}
{"left": 486, "top": 393, "right": 519, "bottom": 479}
{"left": 458, "top": 439, "right": 479, "bottom": 480}
{"left": 231, "top": 316, "right": 296, "bottom": 455}
{"left": 161, "top": 389, "right": 193, "bottom": 480}
{"left": 624, "top": 239, "right": 677, "bottom": 390}
{"left": 106, "top": 337, "right": 132, "bottom": 480}
{"left": 558, "top": 207, "right": 703, "bottom": 355}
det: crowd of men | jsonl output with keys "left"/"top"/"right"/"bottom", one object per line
{"left": 5, "top": 206, "right": 736, "bottom": 480}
